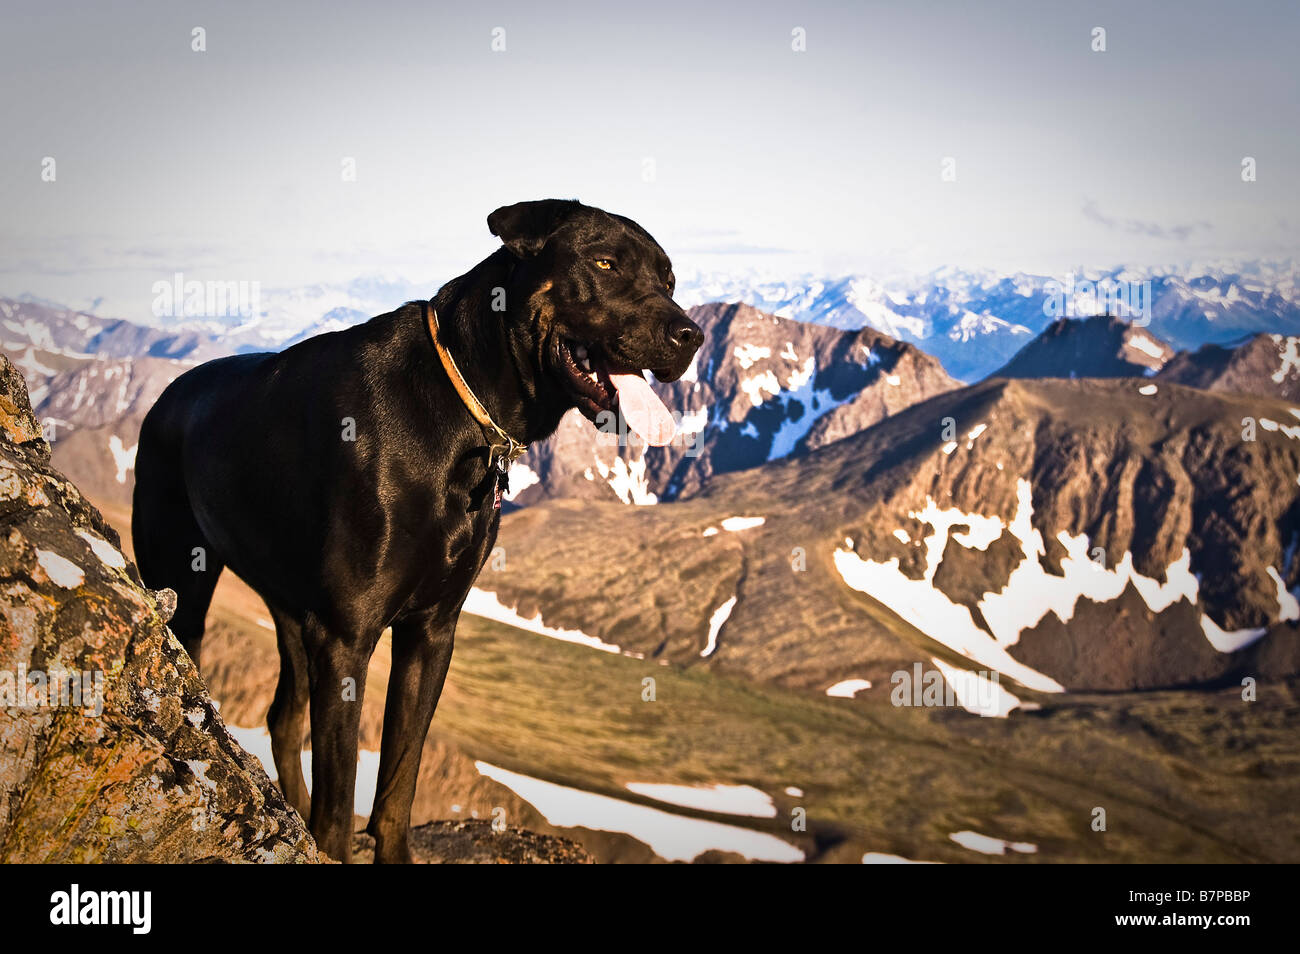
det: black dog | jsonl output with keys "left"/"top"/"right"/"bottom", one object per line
{"left": 132, "top": 200, "right": 703, "bottom": 862}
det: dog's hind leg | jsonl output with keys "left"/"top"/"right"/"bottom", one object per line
{"left": 367, "top": 610, "right": 456, "bottom": 864}
{"left": 267, "top": 605, "right": 311, "bottom": 819}
{"left": 132, "top": 423, "right": 224, "bottom": 671}
{"left": 304, "top": 617, "right": 379, "bottom": 863}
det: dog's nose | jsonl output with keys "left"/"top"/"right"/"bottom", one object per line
{"left": 667, "top": 315, "right": 704, "bottom": 353}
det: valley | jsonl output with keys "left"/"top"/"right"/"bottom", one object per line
{"left": 93, "top": 501, "right": 1300, "bottom": 863}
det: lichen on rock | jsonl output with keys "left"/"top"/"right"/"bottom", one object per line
{"left": 0, "top": 354, "right": 319, "bottom": 863}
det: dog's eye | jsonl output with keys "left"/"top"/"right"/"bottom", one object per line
{"left": 594, "top": 258, "right": 615, "bottom": 270}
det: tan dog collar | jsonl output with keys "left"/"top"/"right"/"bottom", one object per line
{"left": 423, "top": 301, "right": 528, "bottom": 474}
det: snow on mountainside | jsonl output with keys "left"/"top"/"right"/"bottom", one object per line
{"left": 675, "top": 269, "right": 1037, "bottom": 379}
{"left": 1, "top": 298, "right": 226, "bottom": 368}
{"left": 202, "top": 275, "right": 431, "bottom": 352}
{"left": 648, "top": 302, "right": 958, "bottom": 499}
{"left": 6, "top": 274, "right": 432, "bottom": 357}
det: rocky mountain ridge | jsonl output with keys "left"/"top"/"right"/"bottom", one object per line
{"left": 1159, "top": 332, "right": 1300, "bottom": 401}
{"left": 989, "top": 314, "right": 1300, "bottom": 406}
{"left": 993, "top": 315, "right": 1175, "bottom": 379}
{"left": 483, "top": 376, "right": 1300, "bottom": 698}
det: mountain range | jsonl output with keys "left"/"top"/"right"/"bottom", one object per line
{"left": 4, "top": 269, "right": 1299, "bottom": 702}
{"left": 676, "top": 261, "right": 1300, "bottom": 380}
{"left": 6, "top": 273, "right": 1300, "bottom": 862}
{"left": 0, "top": 295, "right": 960, "bottom": 510}
{"left": 20, "top": 260, "right": 1300, "bottom": 383}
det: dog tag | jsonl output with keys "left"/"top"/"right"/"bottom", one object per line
{"left": 492, "top": 452, "right": 509, "bottom": 510}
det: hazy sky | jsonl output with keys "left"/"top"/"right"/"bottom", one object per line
{"left": 1, "top": 0, "right": 1297, "bottom": 320}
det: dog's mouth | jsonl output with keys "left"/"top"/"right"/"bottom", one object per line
{"left": 554, "top": 337, "right": 617, "bottom": 416}
{"left": 552, "top": 337, "right": 676, "bottom": 445}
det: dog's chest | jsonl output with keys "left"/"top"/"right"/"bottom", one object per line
{"left": 400, "top": 501, "right": 497, "bottom": 613}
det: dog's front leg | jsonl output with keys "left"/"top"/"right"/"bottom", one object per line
{"left": 305, "top": 626, "right": 374, "bottom": 863}
{"left": 367, "top": 611, "right": 456, "bottom": 864}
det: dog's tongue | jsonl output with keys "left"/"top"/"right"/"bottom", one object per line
{"left": 609, "top": 372, "right": 675, "bottom": 446}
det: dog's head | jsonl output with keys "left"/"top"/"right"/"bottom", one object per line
{"left": 487, "top": 199, "right": 703, "bottom": 440}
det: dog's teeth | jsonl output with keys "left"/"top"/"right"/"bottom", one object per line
{"left": 575, "top": 345, "right": 588, "bottom": 360}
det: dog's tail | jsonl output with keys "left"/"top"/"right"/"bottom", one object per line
{"left": 131, "top": 386, "right": 224, "bottom": 669}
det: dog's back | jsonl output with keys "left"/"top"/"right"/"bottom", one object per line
{"left": 131, "top": 311, "right": 463, "bottom": 660}
{"left": 132, "top": 352, "right": 277, "bottom": 666}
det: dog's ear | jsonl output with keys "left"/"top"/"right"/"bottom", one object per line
{"left": 487, "top": 199, "right": 583, "bottom": 257}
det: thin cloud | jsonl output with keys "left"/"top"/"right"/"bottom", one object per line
{"left": 1082, "top": 199, "right": 1213, "bottom": 241}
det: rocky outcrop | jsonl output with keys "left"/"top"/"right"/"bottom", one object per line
{"left": 992, "top": 315, "right": 1175, "bottom": 380}
{"left": 352, "top": 820, "right": 593, "bottom": 864}
{"left": 0, "top": 355, "right": 318, "bottom": 863}
{"left": 1158, "top": 333, "right": 1300, "bottom": 402}
{"left": 37, "top": 356, "right": 184, "bottom": 511}
{"left": 642, "top": 303, "right": 958, "bottom": 500}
